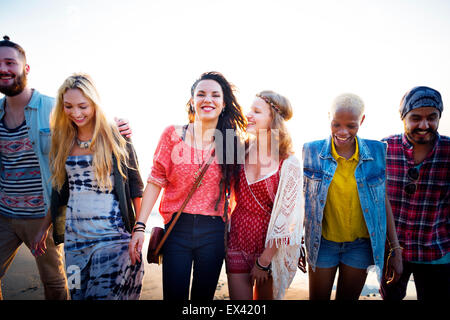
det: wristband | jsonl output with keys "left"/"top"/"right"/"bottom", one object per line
{"left": 388, "top": 246, "right": 403, "bottom": 257}
{"left": 133, "top": 226, "right": 146, "bottom": 233}
{"left": 135, "top": 221, "right": 146, "bottom": 228}
{"left": 255, "top": 258, "right": 272, "bottom": 274}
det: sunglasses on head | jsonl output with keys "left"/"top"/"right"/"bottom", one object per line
{"left": 404, "top": 167, "right": 419, "bottom": 195}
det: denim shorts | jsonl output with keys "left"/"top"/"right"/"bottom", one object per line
{"left": 316, "top": 237, "right": 374, "bottom": 270}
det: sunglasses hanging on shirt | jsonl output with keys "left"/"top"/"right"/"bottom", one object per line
{"left": 404, "top": 167, "right": 419, "bottom": 195}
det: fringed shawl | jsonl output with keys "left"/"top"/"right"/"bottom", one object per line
{"left": 265, "top": 155, "right": 305, "bottom": 299}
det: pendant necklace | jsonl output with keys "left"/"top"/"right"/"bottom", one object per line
{"left": 76, "top": 137, "right": 92, "bottom": 149}
{"left": 192, "top": 125, "right": 213, "bottom": 186}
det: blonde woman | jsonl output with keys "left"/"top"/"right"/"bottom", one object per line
{"left": 226, "top": 91, "right": 304, "bottom": 300}
{"left": 303, "top": 93, "right": 402, "bottom": 300}
{"left": 32, "top": 73, "right": 144, "bottom": 300}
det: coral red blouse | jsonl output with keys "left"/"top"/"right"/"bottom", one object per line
{"left": 147, "top": 125, "right": 224, "bottom": 224}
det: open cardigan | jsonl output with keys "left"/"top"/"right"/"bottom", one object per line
{"left": 265, "top": 155, "right": 305, "bottom": 300}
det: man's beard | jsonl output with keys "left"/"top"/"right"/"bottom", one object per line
{"left": 0, "top": 71, "right": 27, "bottom": 97}
{"left": 406, "top": 128, "right": 437, "bottom": 145}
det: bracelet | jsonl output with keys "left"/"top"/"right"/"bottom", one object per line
{"left": 255, "top": 258, "right": 271, "bottom": 274}
{"left": 135, "top": 221, "right": 146, "bottom": 228}
{"left": 132, "top": 226, "right": 146, "bottom": 233}
{"left": 387, "top": 237, "right": 399, "bottom": 245}
{"left": 388, "top": 246, "right": 404, "bottom": 258}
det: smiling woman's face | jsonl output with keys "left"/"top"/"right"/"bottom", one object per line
{"left": 191, "top": 79, "right": 224, "bottom": 123}
{"left": 63, "top": 88, "right": 95, "bottom": 130}
{"left": 330, "top": 108, "right": 363, "bottom": 149}
{"left": 246, "top": 97, "right": 272, "bottom": 135}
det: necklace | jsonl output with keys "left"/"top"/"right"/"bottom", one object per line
{"left": 248, "top": 179, "right": 272, "bottom": 215}
{"left": 192, "top": 125, "right": 214, "bottom": 186}
{"left": 76, "top": 137, "right": 92, "bottom": 149}
{"left": 244, "top": 142, "right": 279, "bottom": 214}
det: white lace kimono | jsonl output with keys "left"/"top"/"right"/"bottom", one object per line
{"left": 265, "top": 155, "right": 305, "bottom": 299}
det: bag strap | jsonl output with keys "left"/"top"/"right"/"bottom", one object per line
{"left": 153, "top": 150, "right": 215, "bottom": 256}
{"left": 181, "top": 124, "right": 188, "bottom": 141}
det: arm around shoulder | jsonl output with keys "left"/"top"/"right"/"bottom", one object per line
{"left": 125, "top": 140, "right": 144, "bottom": 198}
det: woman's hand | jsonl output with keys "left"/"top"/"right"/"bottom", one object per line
{"left": 385, "top": 248, "right": 403, "bottom": 284}
{"left": 127, "top": 183, "right": 162, "bottom": 265}
{"left": 251, "top": 265, "right": 270, "bottom": 285}
{"left": 114, "top": 117, "right": 132, "bottom": 138}
{"left": 251, "top": 258, "right": 271, "bottom": 285}
{"left": 129, "top": 231, "right": 145, "bottom": 265}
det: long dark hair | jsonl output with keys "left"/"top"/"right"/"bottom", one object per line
{"left": 187, "top": 71, "right": 247, "bottom": 209}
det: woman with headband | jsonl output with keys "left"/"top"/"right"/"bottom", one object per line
{"left": 226, "top": 90, "right": 304, "bottom": 300}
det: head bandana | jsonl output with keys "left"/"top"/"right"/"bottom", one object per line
{"left": 399, "top": 86, "right": 443, "bottom": 119}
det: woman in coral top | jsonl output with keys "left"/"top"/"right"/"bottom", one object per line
{"left": 226, "top": 91, "right": 304, "bottom": 300}
{"left": 129, "top": 71, "right": 246, "bottom": 300}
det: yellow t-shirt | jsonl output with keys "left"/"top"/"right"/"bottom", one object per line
{"left": 322, "top": 138, "right": 369, "bottom": 242}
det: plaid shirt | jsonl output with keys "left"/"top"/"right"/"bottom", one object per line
{"left": 382, "top": 133, "right": 449, "bottom": 262}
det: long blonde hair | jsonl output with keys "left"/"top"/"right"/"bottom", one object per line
{"left": 50, "top": 73, "right": 128, "bottom": 191}
{"left": 256, "top": 90, "right": 294, "bottom": 160}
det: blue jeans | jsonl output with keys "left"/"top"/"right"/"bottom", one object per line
{"left": 162, "top": 213, "right": 225, "bottom": 300}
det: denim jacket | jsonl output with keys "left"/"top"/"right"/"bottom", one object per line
{"left": 302, "top": 136, "right": 388, "bottom": 279}
{"left": 0, "top": 90, "right": 54, "bottom": 217}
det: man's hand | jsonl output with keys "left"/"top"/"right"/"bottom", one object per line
{"left": 115, "top": 117, "right": 132, "bottom": 138}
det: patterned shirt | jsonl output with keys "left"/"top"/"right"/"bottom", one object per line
{"left": 0, "top": 118, "right": 45, "bottom": 218}
{"left": 382, "top": 133, "right": 449, "bottom": 262}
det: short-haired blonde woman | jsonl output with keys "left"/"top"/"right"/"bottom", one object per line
{"left": 303, "top": 93, "right": 403, "bottom": 300}
{"left": 226, "top": 90, "right": 304, "bottom": 300}
{"left": 32, "top": 73, "right": 144, "bottom": 300}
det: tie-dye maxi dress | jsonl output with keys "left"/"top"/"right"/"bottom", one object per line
{"left": 64, "top": 155, "right": 144, "bottom": 300}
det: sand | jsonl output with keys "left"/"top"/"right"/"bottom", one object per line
{"left": 1, "top": 235, "right": 418, "bottom": 300}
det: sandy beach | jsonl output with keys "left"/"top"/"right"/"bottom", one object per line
{"left": 1, "top": 233, "right": 417, "bottom": 300}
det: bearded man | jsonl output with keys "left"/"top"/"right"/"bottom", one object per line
{"left": 381, "top": 86, "right": 449, "bottom": 300}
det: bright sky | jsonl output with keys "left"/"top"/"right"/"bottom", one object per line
{"left": 2, "top": 0, "right": 450, "bottom": 182}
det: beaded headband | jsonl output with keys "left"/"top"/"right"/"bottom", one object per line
{"left": 256, "top": 94, "right": 281, "bottom": 114}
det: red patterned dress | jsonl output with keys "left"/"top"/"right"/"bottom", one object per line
{"left": 226, "top": 162, "right": 282, "bottom": 273}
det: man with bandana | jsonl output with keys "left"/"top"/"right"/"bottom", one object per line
{"left": 380, "top": 86, "right": 449, "bottom": 300}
